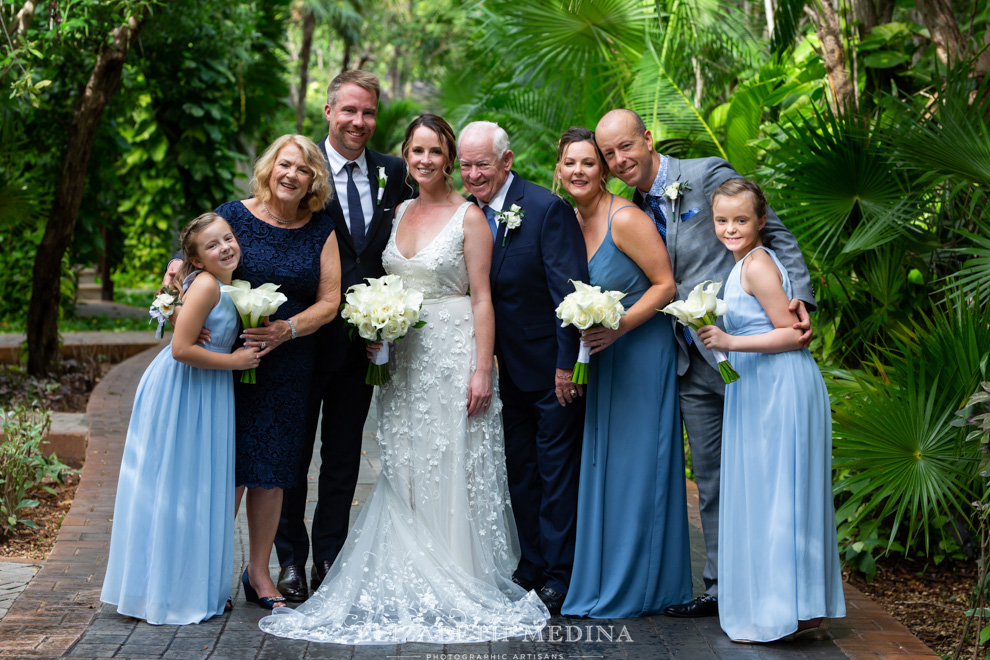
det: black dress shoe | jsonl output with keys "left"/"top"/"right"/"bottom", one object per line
{"left": 537, "top": 586, "right": 566, "bottom": 615}
{"left": 663, "top": 594, "right": 718, "bottom": 618}
{"left": 311, "top": 560, "right": 333, "bottom": 590}
{"left": 511, "top": 575, "right": 539, "bottom": 591}
{"left": 276, "top": 565, "right": 308, "bottom": 603}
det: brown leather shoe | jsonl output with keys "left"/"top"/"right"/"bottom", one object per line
{"left": 311, "top": 560, "right": 333, "bottom": 590}
{"left": 276, "top": 565, "right": 308, "bottom": 602}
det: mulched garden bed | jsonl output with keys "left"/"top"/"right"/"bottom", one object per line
{"left": 0, "top": 472, "right": 80, "bottom": 561}
{"left": 845, "top": 556, "right": 984, "bottom": 657}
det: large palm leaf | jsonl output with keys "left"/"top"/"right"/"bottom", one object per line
{"left": 767, "top": 103, "right": 923, "bottom": 263}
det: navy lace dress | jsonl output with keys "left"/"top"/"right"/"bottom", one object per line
{"left": 216, "top": 200, "right": 335, "bottom": 489}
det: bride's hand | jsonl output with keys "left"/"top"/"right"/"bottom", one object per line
{"left": 366, "top": 341, "right": 384, "bottom": 360}
{"left": 466, "top": 369, "right": 493, "bottom": 417}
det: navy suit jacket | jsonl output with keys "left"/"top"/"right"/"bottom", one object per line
{"left": 481, "top": 173, "right": 588, "bottom": 393}
{"left": 315, "top": 139, "right": 414, "bottom": 369}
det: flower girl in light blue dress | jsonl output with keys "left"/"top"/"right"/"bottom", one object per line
{"left": 101, "top": 213, "right": 261, "bottom": 625}
{"left": 696, "top": 179, "right": 845, "bottom": 643}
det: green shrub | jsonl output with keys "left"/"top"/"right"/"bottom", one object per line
{"left": 0, "top": 406, "right": 71, "bottom": 539}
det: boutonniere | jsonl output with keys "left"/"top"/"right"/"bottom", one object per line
{"left": 663, "top": 180, "right": 691, "bottom": 201}
{"left": 495, "top": 204, "right": 524, "bottom": 246}
{"left": 376, "top": 166, "right": 387, "bottom": 205}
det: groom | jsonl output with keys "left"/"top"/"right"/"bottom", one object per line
{"left": 458, "top": 121, "right": 588, "bottom": 615}
{"left": 274, "top": 70, "right": 413, "bottom": 602}
{"left": 594, "top": 109, "right": 815, "bottom": 617}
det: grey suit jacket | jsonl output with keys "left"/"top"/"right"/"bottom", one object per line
{"left": 637, "top": 156, "right": 815, "bottom": 375}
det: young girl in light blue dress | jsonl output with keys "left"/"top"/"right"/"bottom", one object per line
{"left": 101, "top": 213, "right": 261, "bottom": 625}
{"left": 696, "top": 179, "right": 845, "bottom": 643}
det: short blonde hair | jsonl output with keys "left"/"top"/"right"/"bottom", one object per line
{"left": 327, "top": 70, "right": 381, "bottom": 107}
{"left": 250, "top": 135, "right": 332, "bottom": 212}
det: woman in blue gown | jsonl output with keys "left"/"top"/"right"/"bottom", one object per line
{"left": 697, "top": 179, "right": 844, "bottom": 642}
{"left": 102, "top": 213, "right": 261, "bottom": 624}
{"left": 554, "top": 128, "right": 692, "bottom": 618}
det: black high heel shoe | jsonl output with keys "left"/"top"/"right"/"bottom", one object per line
{"left": 242, "top": 568, "right": 287, "bottom": 610}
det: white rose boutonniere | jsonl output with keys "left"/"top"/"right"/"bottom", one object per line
{"left": 376, "top": 166, "right": 387, "bottom": 205}
{"left": 495, "top": 204, "right": 524, "bottom": 247}
{"left": 663, "top": 180, "right": 691, "bottom": 201}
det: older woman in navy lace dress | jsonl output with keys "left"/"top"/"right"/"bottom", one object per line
{"left": 167, "top": 135, "right": 340, "bottom": 609}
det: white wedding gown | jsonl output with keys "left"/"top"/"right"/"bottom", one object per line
{"left": 259, "top": 201, "right": 549, "bottom": 644}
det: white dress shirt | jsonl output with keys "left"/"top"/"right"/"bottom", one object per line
{"left": 324, "top": 137, "right": 374, "bottom": 233}
{"left": 484, "top": 172, "right": 515, "bottom": 213}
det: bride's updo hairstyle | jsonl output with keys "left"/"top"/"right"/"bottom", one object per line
{"left": 552, "top": 126, "right": 609, "bottom": 196}
{"left": 401, "top": 114, "right": 458, "bottom": 190}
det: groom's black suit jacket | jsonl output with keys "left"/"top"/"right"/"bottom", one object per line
{"left": 313, "top": 139, "right": 414, "bottom": 370}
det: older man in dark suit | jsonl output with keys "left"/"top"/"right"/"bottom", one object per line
{"left": 458, "top": 121, "right": 588, "bottom": 615}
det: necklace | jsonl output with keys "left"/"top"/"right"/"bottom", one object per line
{"left": 263, "top": 201, "right": 294, "bottom": 225}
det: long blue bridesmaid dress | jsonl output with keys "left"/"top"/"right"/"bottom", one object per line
{"left": 717, "top": 246, "right": 845, "bottom": 641}
{"left": 561, "top": 201, "right": 692, "bottom": 618}
{"left": 101, "top": 273, "right": 238, "bottom": 625}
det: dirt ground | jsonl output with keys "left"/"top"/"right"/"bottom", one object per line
{"left": 845, "top": 556, "right": 986, "bottom": 657}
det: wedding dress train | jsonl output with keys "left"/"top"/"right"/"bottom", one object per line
{"left": 259, "top": 201, "right": 549, "bottom": 644}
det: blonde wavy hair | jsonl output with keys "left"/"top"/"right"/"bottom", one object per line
{"left": 250, "top": 135, "right": 332, "bottom": 212}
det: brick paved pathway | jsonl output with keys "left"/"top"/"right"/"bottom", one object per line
{"left": 0, "top": 346, "right": 939, "bottom": 659}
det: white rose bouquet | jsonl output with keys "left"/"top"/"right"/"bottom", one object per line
{"left": 660, "top": 280, "right": 740, "bottom": 383}
{"left": 220, "top": 280, "right": 288, "bottom": 384}
{"left": 149, "top": 287, "right": 182, "bottom": 339}
{"left": 339, "top": 274, "right": 426, "bottom": 385}
{"left": 555, "top": 280, "right": 627, "bottom": 384}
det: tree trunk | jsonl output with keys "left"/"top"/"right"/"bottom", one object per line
{"left": 26, "top": 9, "right": 147, "bottom": 375}
{"left": 99, "top": 223, "right": 113, "bottom": 301}
{"left": 296, "top": 7, "right": 315, "bottom": 134}
{"left": 914, "top": 0, "right": 962, "bottom": 68}
{"left": 342, "top": 43, "right": 351, "bottom": 73}
{"left": 807, "top": 1, "right": 857, "bottom": 114}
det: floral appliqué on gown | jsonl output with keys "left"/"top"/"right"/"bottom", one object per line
{"left": 259, "top": 201, "right": 549, "bottom": 644}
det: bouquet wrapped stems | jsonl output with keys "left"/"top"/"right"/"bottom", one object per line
{"left": 366, "top": 343, "right": 390, "bottom": 386}
{"left": 571, "top": 342, "right": 591, "bottom": 384}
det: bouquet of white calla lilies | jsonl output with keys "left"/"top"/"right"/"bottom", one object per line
{"left": 149, "top": 289, "right": 181, "bottom": 339}
{"left": 220, "top": 280, "right": 288, "bottom": 383}
{"left": 661, "top": 280, "right": 739, "bottom": 383}
{"left": 340, "top": 275, "right": 426, "bottom": 385}
{"left": 555, "top": 280, "right": 627, "bottom": 384}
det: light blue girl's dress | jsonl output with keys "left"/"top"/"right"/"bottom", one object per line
{"left": 562, "top": 198, "right": 692, "bottom": 618}
{"left": 718, "top": 247, "right": 845, "bottom": 641}
{"left": 101, "top": 272, "right": 238, "bottom": 625}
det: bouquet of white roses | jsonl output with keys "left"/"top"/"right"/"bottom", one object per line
{"left": 340, "top": 275, "right": 426, "bottom": 385}
{"left": 555, "top": 280, "right": 627, "bottom": 384}
{"left": 149, "top": 287, "right": 182, "bottom": 339}
{"left": 660, "top": 280, "right": 739, "bottom": 384}
{"left": 220, "top": 280, "right": 288, "bottom": 384}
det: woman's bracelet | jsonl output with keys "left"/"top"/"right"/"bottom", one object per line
{"left": 287, "top": 319, "right": 297, "bottom": 340}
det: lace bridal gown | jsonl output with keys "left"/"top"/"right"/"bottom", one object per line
{"left": 259, "top": 201, "right": 549, "bottom": 644}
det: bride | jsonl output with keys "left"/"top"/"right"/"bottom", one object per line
{"left": 259, "top": 114, "right": 550, "bottom": 644}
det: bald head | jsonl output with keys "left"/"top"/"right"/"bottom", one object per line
{"left": 595, "top": 109, "right": 657, "bottom": 192}
{"left": 596, "top": 109, "right": 646, "bottom": 136}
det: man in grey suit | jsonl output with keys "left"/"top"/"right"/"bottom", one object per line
{"left": 595, "top": 109, "right": 815, "bottom": 617}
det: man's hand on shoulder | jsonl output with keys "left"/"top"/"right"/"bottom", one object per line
{"left": 790, "top": 299, "right": 813, "bottom": 348}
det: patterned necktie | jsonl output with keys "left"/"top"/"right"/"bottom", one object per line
{"left": 345, "top": 162, "right": 366, "bottom": 252}
{"left": 482, "top": 205, "right": 497, "bottom": 238}
{"left": 645, "top": 193, "right": 667, "bottom": 244}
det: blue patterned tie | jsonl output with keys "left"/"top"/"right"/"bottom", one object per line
{"left": 345, "top": 162, "right": 366, "bottom": 252}
{"left": 645, "top": 193, "right": 667, "bottom": 243}
{"left": 482, "top": 205, "right": 497, "bottom": 238}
